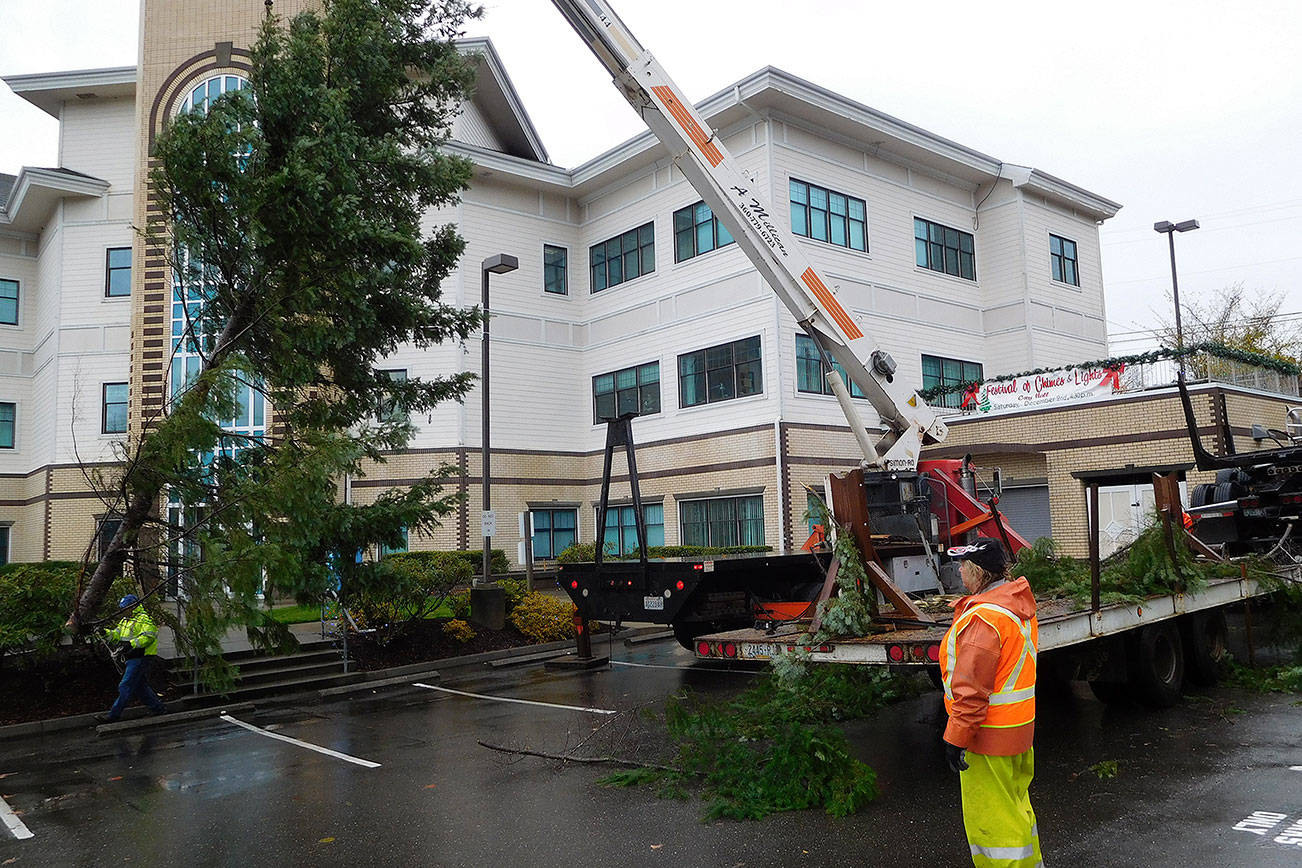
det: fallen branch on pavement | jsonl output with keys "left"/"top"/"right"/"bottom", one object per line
{"left": 477, "top": 740, "right": 684, "bottom": 773}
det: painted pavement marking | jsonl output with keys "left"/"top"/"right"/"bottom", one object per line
{"left": 1290, "top": 766, "right": 1302, "bottom": 772}
{"left": 0, "top": 793, "right": 33, "bottom": 840}
{"left": 412, "top": 683, "right": 616, "bottom": 715}
{"left": 219, "top": 715, "right": 381, "bottom": 768}
{"left": 1231, "top": 809, "right": 1302, "bottom": 849}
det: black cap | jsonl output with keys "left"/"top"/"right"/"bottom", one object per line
{"left": 946, "top": 538, "right": 1009, "bottom": 576}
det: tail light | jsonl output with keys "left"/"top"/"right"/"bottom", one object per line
{"left": 570, "top": 580, "right": 579, "bottom": 590}
{"left": 697, "top": 641, "right": 711, "bottom": 657}
{"left": 722, "top": 642, "right": 737, "bottom": 659}
{"left": 676, "top": 580, "right": 685, "bottom": 590}
{"left": 887, "top": 645, "right": 904, "bottom": 662}
{"left": 1239, "top": 496, "right": 1261, "bottom": 508}
{"left": 911, "top": 645, "right": 927, "bottom": 660}
{"left": 927, "top": 644, "right": 940, "bottom": 662}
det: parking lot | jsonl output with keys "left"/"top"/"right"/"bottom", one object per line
{"left": 0, "top": 637, "right": 1299, "bottom": 867}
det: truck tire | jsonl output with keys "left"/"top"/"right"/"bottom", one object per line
{"left": 1127, "top": 623, "right": 1185, "bottom": 707}
{"left": 1181, "top": 610, "right": 1228, "bottom": 686}
{"left": 1190, "top": 483, "right": 1215, "bottom": 508}
{"left": 1212, "top": 482, "right": 1237, "bottom": 504}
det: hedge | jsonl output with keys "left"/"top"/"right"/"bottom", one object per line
{"left": 0, "top": 561, "right": 137, "bottom": 660}
{"left": 383, "top": 549, "right": 508, "bottom": 576}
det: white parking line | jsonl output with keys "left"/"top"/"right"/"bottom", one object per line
{"left": 413, "top": 683, "right": 616, "bottom": 715}
{"left": 1291, "top": 766, "right": 1302, "bottom": 772}
{"left": 219, "top": 715, "right": 381, "bottom": 768}
{"left": 611, "top": 659, "right": 761, "bottom": 674}
{"left": 0, "top": 794, "right": 33, "bottom": 840}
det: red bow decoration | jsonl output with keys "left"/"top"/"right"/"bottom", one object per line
{"left": 960, "top": 382, "right": 981, "bottom": 408}
{"left": 1100, "top": 364, "right": 1125, "bottom": 390}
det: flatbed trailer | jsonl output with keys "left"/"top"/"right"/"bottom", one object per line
{"left": 695, "top": 573, "right": 1266, "bottom": 665}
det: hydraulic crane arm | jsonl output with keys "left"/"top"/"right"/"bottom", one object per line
{"left": 550, "top": 0, "right": 948, "bottom": 470}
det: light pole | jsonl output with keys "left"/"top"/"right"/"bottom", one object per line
{"left": 479, "top": 253, "right": 518, "bottom": 587}
{"left": 1153, "top": 219, "right": 1199, "bottom": 381}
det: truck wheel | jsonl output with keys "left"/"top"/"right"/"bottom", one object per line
{"left": 1190, "top": 483, "right": 1214, "bottom": 508}
{"left": 1181, "top": 611, "right": 1228, "bottom": 686}
{"left": 1127, "top": 623, "right": 1185, "bottom": 707}
{"left": 1087, "top": 679, "right": 1130, "bottom": 704}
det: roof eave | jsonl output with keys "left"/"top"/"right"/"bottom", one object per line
{"left": 3, "top": 66, "right": 137, "bottom": 118}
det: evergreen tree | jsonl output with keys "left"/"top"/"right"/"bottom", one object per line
{"left": 68, "top": 0, "right": 483, "bottom": 676}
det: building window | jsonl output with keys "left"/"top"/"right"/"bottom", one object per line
{"left": 679, "top": 336, "right": 762, "bottom": 408}
{"left": 105, "top": 247, "right": 132, "bottom": 298}
{"left": 593, "top": 362, "right": 660, "bottom": 423}
{"left": 178, "top": 74, "right": 248, "bottom": 115}
{"left": 0, "top": 402, "right": 13, "bottom": 448}
{"left": 0, "top": 279, "right": 17, "bottom": 325}
{"left": 590, "top": 222, "right": 654, "bottom": 292}
{"left": 680, "top": 495, "right": 764, "bottom": 547}
{"left": 789, "top": 179, "right": 867, "bottom": 252}
{"left": 922, "top": 354, "right": 983, "bottom": 410}
{"left": 601, "top": 503, "right": 665, "bottom": 556}
{"left": 795, "top": 334, "right": 865, "bottom": 398}
{"left": 378, "top": 527, "right": 408, "bottom": 559}
{"left": 102, "top": 383, "right": 128, "bottom": 434}
{"left": 97, "top": 517, "right": 123, "bottom": 560}
{"left": 674, "top": 201, "right": 735, "bottom": 262}
{"left": 531, "top": 508, "right": 577, "bottom": 559}
{"left": 914, "top": 218, "right": 975, "bottom": 280}
{"left": 377, "top": 369, "right": 407, "bottom": 423}
{"left": 543, "top": 244, "right": 568, "bottom": 295}
{"left": 1050, "top": 234, "right": 1079, "bottom": 286}
{"left": 0, "top": 526, "right": 8, "bottom": 566}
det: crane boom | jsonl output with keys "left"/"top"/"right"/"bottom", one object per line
{"left": 550, "top": 0, "right": 948, "bottom": 470}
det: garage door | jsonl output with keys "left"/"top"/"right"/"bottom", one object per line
{"left": 996, "top": 486, "right": 1051, "bottom": 544}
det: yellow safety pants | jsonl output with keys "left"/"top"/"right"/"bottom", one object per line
{"left": 960, "top": 748, "right": 1042, "bottom": 868}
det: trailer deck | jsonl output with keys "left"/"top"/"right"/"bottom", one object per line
{"left": 694, "top": 572, "right": 1268, "bottom": 664}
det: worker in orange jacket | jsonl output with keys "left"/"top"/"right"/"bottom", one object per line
{"left": 940, "top": 538, "right": 1042, "bottom": 868}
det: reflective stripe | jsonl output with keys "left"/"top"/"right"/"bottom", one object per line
{"left": 989, "top": 685, "right": 1035, "bottom": 705}
{"left": 971, "top": 842, "right": 1035, "bottom": 860}
{"left": 942, "top": 602, "right": 1034, "bottom": 701}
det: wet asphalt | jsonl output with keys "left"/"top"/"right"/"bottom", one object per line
{"left": 0, "top": 635, "right": 1298, "bottom": 867}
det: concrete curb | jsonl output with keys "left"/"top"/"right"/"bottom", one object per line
{"left": 0, "top": 625, "right": 672, "bottom": 741}
{"left": 95, "top": 703, "right": 256, "bottom": 736}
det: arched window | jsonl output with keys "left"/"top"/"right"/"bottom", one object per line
{"left": 177, "top": 74, "right": 248, "bottom": 116}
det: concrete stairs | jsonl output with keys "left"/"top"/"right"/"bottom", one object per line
{"left": 166, "top": 640, "right": 363, "bottom": 707}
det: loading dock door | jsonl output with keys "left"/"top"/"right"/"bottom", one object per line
{"left": 996, "top": 486, "right": 1052, "bottom": 544}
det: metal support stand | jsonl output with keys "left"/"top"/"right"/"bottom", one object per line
{"left": 594, "top": 413, "right": 649, "bottom": 577}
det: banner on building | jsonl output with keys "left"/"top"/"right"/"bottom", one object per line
{"left": 962, "top": 364, "right": 1126, "bottom": 413}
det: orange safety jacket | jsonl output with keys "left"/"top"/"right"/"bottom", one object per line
{"left": 939, "top": 576, "right": 1039, "bottom": 756}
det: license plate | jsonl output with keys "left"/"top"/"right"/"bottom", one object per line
{"left": 643, "top": 596, "right": 664, "bottom": 611}
{"left": 740, "top": 642, "right": 773, "bottom": 660}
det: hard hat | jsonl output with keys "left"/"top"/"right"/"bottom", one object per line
{"left": 118, "top": 594, "right": 139, "bottom": 610}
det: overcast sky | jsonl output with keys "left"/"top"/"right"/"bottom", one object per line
{"left": 3, "top": 0, "right": 1300, "bottom": 349}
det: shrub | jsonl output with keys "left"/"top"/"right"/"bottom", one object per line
{"left": 348, "top": 551, "right": 472, "bottom": 639}
{"left": 447, "top": 590, "right": 471, "bottom": 619}
{"left": 496, "top": 577, "right": 528, "bottom": 613}
{"left": 441, "top": 618, "right": 476, "bottom": 643}
{"left": 508, "top": 592, "right": 576, "bottom": 643}
{"left": 0, "top": 561, "right": 139, "bottom": 661}
{"left": 386, "top": 549, "right": 508, "bottom": 576}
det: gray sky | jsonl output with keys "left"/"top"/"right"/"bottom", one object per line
{"left": 3, "top": 0, "right": 1300, "bottom": 349}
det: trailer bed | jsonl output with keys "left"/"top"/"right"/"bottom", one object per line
{"left": 694, "top": 573, "right": 1268, "bottom": 664}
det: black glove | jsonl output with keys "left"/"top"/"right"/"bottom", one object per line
{"left": 944, "top": 741, "right": 969, "bottom": 773}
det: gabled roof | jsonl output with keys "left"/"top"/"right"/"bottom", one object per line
{"left": 450, "top": 65, "right": 1121, "bottom": 221}
{"left": 455, "top": 38, "right": 549, "bottom": 164}
{"left": 0, "top": 166, "right": 110, "bottom": 233}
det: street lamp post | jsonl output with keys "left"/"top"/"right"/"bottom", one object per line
{"left": 479, "top": 253, "right": 518, "bottom": 588}
{"left": 1153, "top": 219, "right": 1199, "bottom": 381}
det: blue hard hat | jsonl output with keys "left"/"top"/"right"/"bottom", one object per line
{"left": 118, "top": 594, "right": 139, "bottom": 610}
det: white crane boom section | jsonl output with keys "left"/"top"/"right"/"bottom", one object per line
{"left": 549, "top": 0, "right": 947, "bottom": 469}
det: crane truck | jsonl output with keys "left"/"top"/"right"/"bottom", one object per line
{"left": 549, "top": 0, "right": 1290, "bottom": 704}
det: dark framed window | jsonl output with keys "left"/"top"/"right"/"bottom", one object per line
{"left": 593, "top": 362, "right": 660, "bottom": 423}
{"left": 795, "top": 335, "right": 866, "bottom": 398}
{"left": 601, "top": 503, "right": 665, "bottom": 556}
{"left": 97, "top": 517, "right": 123, "bottom": 560}
{"left": 789, "top": 179, "right": 867, "bottom": 252}
{"left": 543, "top": 244, "right": 568, "bottom": 295}
{"left": 914, "top": 218, "right": 975, "bottom": 280}
{"left": 0, "top": 526, "right": 8, "bottom": 566}
{"left": 590, "top": 222, "right": 655, "bottom": 292}
{"left": 379, "top": 527, "right": 408, "bottom": 558}
{"left": 0, "top": 279, "right": 17, "bottom": 325}
{"left": 922, "top": 354, "right": 984, "bottom": 410}
{"left": 680, "top": 495, "right": 764, "bottom": 547}
{"left": 102, "top": 383, "right": 128, "bottom": 434}
{"left": 105, "top": 247, "right": 132, "bottom": 297}
{"left": 531, "top": 508, "right": 578, "bottom": 559}
{"left": 377, "top": 369, "right": 407, "bottom": 422}
{"left": 679, "top": 336, "right": 762, "bottom": 408}
{"left": 1050, "top": 234, "right": 1079, "bottom": 286}
{"left": 674, "top": 201, "right": 735, "bottom": 262}
{"left": 0, "top": 402, "right": 13, "bottom": 448}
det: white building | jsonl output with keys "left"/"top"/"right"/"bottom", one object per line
{"left": 0, "top": 0, "right": 1120, "bottom": 569}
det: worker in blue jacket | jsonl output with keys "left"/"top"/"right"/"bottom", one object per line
{"left": 96, "top": 595, "right": 166, "bottom": 723}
